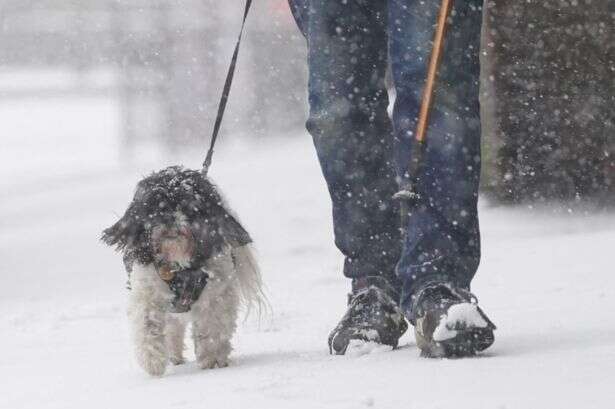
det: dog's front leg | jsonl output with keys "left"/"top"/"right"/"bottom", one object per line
{"left": 191, "top": 285, "right": 238, "bottom": 369}
{"left": 128, "top": 264, "right": 171, "bottom": 376}
{"left": 165, "top": 315, "right": 187, "bottom": 365}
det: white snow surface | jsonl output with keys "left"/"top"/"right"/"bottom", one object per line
{"left": 346, "top": 341, "right": 393, "bottom": 357}
{"left": 432, "top": 303, "right": 489, "bottom": 342}
{"left": 2, "top": 99, "right": 615, "bottom": 409}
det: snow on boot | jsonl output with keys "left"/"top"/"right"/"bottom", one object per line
{"left": 328, "top": 278, "right": 408, "bottom": 355}
{"left": 413, "top": 284, "right": 496, "bottom": 358}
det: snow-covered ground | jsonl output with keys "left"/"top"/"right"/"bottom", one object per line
{"left": 2, "top": 97, "right": 615, "bottom": 409}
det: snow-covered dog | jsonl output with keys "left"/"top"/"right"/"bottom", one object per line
{"left": 102, "top": 166, "right": 264, "bottom": 376}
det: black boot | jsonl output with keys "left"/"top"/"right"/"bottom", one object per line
{"left": 412, "top": 284, "right": 496, "bottom": 358}
{"left": 328, "top": 277, "right": 408, "bottom": 355}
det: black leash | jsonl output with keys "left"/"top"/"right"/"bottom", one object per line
{"left": 202, "top": 0, "right": 253, "bottom": 176}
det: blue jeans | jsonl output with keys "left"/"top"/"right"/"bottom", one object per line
{"left": 289, "top": 0, "right": 483, "bottom": 320}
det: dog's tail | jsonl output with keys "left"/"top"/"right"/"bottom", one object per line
{"left": 231, "top": 244, "right": 269, "bottom": 319}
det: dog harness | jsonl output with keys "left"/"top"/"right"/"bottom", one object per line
{"left": 157, "top": 263, "right": 209, "bottom": 313}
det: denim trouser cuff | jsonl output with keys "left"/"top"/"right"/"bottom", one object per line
{"left": 351, "top": 276, "right": 401, "bottom": 301}
{"left": 344, "top": 256, "right": 401, "bottom": 293}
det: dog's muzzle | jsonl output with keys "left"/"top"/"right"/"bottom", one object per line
{"left": 158, "top": 264, "right": 209, "bottom": 313}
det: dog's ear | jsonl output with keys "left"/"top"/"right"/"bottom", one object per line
{"left": 199, "top": 177, "right": 252, "bottom": 248}
{"left": 219, "top": 212, "right": 252, "bottom": 248}
{"left": 101, "top": 209, "right": 142, "bottom": 251}
{"left": 101, "top": 183, "right": 149, "bottom": 251}
{"left": 101, "top": 184, "right": 147, "bottom": 252}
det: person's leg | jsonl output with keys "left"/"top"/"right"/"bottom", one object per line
{"left": 289, "top": 0, "right": 409, "bottom": 354}
{"left": 388, "top": 0, "right": 484, "bottom": 320}
{"left": 290, "top": 0, "right": 401, "bottom": 287}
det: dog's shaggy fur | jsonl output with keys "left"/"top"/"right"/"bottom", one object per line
{"left": 102, "top": 166, "right": 264, "bottom": 376}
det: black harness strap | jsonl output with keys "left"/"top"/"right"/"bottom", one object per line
{"left": 202, "top": 0, "right": 253, "bottom": 176}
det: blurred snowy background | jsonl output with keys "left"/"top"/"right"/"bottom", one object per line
{"left": 0, "top": 0, "right": 306, "bottom": 172}
{"left": 1, "top": 1, "right": 615, "bottom": 408}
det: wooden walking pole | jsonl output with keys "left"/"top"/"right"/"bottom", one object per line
{"left": 415, "top": 0, "right": 455, "bottom": 143}
{"left": 398, "top": 0, "right": 455, "bottom": 234}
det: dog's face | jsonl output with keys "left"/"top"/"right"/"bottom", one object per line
{"left": 151, "top": 222, "right": 195, "bottom": 268}
{"left": 102, "top": 166, "right": 251, "bottom": 270}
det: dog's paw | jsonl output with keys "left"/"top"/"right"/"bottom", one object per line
{"left": 137, "top": 353, "right": 168, "bottom": 376}
{"left": 169, "top": 356, "right": 186, "bottom": 366}
{"left": 197, "top": 356, "right": 229, "bottom": 370}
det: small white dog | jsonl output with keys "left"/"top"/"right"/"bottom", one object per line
{"left": 102, "top": 166, "right": 264, "bottom": 376}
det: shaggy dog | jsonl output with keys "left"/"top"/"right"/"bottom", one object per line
{"left": 102, "top": 166, "right": 264, "bottom": 376}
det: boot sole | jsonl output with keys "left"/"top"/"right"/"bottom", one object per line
{"left": 330, "top": 331, "right": 401, "bottom": 355}
{"left": 419, "top": 326, "right": 495, "bottom": 358}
